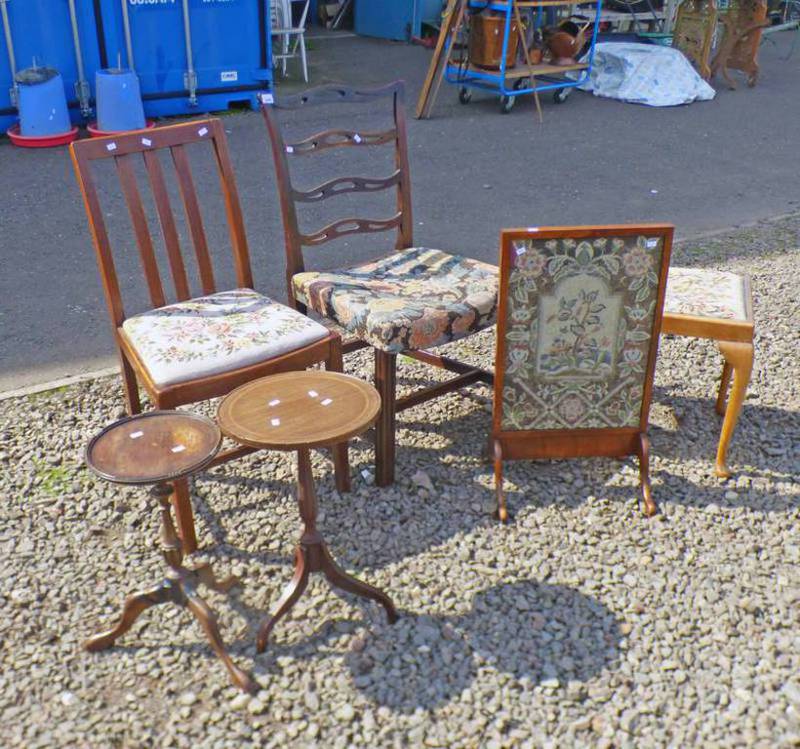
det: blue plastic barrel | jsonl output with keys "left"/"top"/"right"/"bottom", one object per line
{"left": 16, "top": 67, "right": 71, "bottom": 136}
{"left": 96, "top": 68, "right": 146, "bottom": 131}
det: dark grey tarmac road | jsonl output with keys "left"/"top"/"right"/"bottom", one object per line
{"left": 1, "top": 30, "right": 799, "bottom": 392}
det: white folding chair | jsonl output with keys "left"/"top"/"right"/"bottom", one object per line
{"left": 271, "top": 0, "right": 309, "bottom": 82}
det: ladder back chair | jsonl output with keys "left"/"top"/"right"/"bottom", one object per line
{"left": 261, "top": 81, "right": 498, "bottom": 486}
{"left": 71, "top": 119, "right": 348, "bottom": 553}
{"left": 493, "top": 224, "right": 674, "bottom": 521}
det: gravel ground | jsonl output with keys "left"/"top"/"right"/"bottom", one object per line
{"left": 1, "top": 215, "right": 798, "bottom": 748}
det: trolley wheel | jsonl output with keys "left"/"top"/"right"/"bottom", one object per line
{"left": 499, "top": 95, "right": 516, "bottom": 114}
{"left": 458, "top": 86, "right": 472, "bottom": 104}
{"left": 499, "top": 79, "right": 525, "bottom": 114}
{"left": 553, "top": 87, "right": 571, "bottom": 104}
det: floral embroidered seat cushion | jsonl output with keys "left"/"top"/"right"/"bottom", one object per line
{"left": 292, "top": 247, "right": 499, "bottom": 353}
{"left": 121, "top": 289, "right": 329, "bottom": 387}
{"left": 664, "top": 267, "right": 747, "bottom": 320}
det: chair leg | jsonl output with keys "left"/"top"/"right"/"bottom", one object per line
{"left": 374, "top": 349, "right": 397, "bottom": 487}
{"left": 493, "top": 439, "right": 509, "bottom": 523}
{"left": 171, "top": 479, "right": 198, "bottom": 555}
{"left": 637, "top": 433, "right": 658, "bottom": 517}
{"left": 299, "top": 34, "right": 308, "bottom": 83}
{"left": 716, "top": 361, "right": 733, "bottom": 416}
{"left": 326, "top": 337, "right": 351, "bottom": 493}
{"left": 119, "top": 351, "right": 141, "bottom": 415}
{"left": 715, "top": 341, "right": 754, "bottom": 478}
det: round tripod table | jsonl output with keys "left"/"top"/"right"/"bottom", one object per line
{"left": 84, "top": 410, "right": 256, "bottom": 693}
{"left": 218, "top": 371, "right": 398, "bottom": 652}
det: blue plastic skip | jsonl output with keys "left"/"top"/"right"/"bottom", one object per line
{"left": 1, "top": 0, "right": 273, "bottom": 135}
{"left": 355, "top": 0, "right": 442, "bottom": 41}
{"left": 96, "top": 0, "right": 273, "bottom": 118}
{"left": 0, "top": 0, "right": 103, "bottom": 134}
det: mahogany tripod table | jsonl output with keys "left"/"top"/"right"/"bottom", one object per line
{"left": 83, "top": 410, "right": 256, "bottom": 693}
{"left": 217, "top": 371, "right": 398, "bottom": 652}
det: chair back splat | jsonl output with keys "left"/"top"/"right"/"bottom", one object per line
{"left": 70, "top": 118, "right": 253, "bottom": 329}
{"left": 261, "top": 81, "right": 414, "bottom": 307}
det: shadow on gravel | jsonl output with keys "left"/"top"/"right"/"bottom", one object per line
{"left": 344, "top": 580, "right": 621, "bottom": 713}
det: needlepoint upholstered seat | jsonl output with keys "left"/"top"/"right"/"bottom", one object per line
{"left": 122, "top": 289, "right": 329, "bottom": 387}
{"left": 292, "top": 247, "right": 498, "bottom": 353}
{"left": 664, "top": 268, "right": 748, "bottom": 322}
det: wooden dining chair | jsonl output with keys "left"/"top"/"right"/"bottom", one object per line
{"left": 493, "top": 224, "right": 674, "bottom": 521}
{"left": 261, "top": 81, "right": 498, "bottom": 487}
{"left": 70, "top": 118, "right": 348, "bottom": 553}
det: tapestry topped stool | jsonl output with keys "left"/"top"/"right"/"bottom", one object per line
{"left": 662, "top": 268, "right": 754, "bottom": 478}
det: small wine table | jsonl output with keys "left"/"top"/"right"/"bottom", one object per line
{"left": 83, "top": 410, "right": 256, "bottom": 693}
{"left": 217, "top": 371, "right": 398, "bottom": 652}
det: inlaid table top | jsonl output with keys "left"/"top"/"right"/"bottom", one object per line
{"left": 217, "top": 371, "right": 381, "bottom": 451}
{"left": 85, "top": 410, "right": 221, "bottom": 485}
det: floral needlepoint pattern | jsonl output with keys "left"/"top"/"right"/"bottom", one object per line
{"left": 122, "top": 288, "right": 328, "bottom": 387}
{"left": 293, "top": 247, "right": 498, "bottom": 353}
{"left": 501, "top": 235, "right": 666, "bottom": 431}
{"left": 664, "top": 267, "right": 748, "bottom": 321}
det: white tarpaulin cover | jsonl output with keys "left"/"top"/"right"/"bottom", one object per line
{"left": 574, "top": 42, "right": 716, "bottom": 106}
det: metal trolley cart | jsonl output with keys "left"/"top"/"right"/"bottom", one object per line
{"left": 444, "top": 0, "right": 604, "bottom": 113}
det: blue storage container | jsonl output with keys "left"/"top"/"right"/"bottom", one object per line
{"left": 355, "top": 0, "right": 442, "bottom": 41}
{"left": 0, "top": 0, "right": 103, "bottom": 134}
{"left": 96, "top": 0, "right": 273, "bottom": 118}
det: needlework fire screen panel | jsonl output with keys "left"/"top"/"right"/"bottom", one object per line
{"left": 500, "top": 232, "right": 668, "bottom": 431}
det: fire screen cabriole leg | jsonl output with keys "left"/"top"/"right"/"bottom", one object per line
{"left": 494, "top": 439, "right": 509, "bottom": 523}
{"left": 638, "top": 433, "right": 658, "bottom": 517}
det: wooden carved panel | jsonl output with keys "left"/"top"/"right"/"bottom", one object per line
{"left": 673, "top": 0, "right": 718, "bottom": 80}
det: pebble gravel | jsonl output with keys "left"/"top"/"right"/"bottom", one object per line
{"left": 1, "top": 216, "right": 798, "bottom": 748}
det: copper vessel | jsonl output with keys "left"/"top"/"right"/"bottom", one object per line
{"left": 545, "top": 20, "right": 590, "bottom": 65}
{"left": 469, "top": 13, "right": 519, "bottom": 69}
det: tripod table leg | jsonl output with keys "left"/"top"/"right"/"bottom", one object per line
{"left": 320, "top": 544, "right": 398, "bottom": 624}
{"left": 193, "top": 563, "right": 241, "bottom": 594}
{"left": 256, "top": 548, "right": 310, "bottom": 652}
{"left": 83, "top": 581, "right": 172, "bottom": 652}
{"left": 184, "top": 591, "right": 257, "bottom": 694}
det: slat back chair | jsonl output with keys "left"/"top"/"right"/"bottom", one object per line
{"left": 71, "top": 119, "right": 348, "bottom": 552}
{"left": 493, "top": 224, "right": 674, "bottom": 522}
{"left": 262, "top": 81, "right": 499, "bottom": 487}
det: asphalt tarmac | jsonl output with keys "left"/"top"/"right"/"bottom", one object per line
{"left": 1, "top": 30, "right": 798, "bottom": 392}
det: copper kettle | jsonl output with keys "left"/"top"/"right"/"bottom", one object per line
{"left": 544, "top": 19, "right": 591, "bottom": 65}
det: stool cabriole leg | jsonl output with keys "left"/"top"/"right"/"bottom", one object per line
{"left": 715, "top": 341, "right": 754, "bottom": 478}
